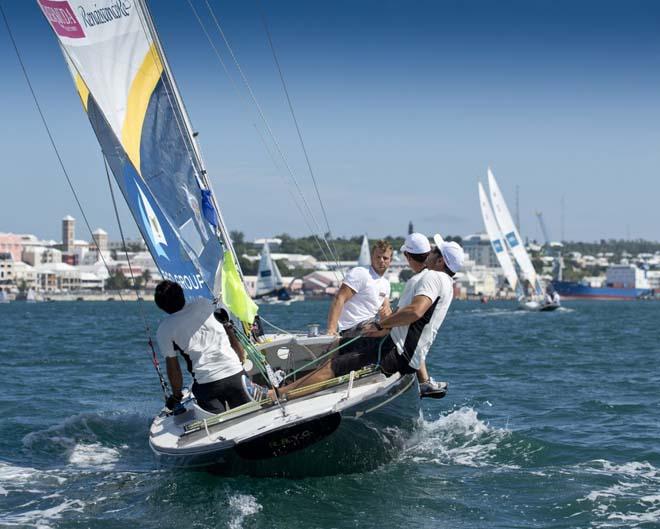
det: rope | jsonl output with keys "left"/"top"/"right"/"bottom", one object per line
{"left": 184, "top": 0, "right": 327, "bottom": 261}
{"left": 2, "top": 5, "right": 171, "bottom": 399}
{"left": 0, "top": 5, "right": 126, "bottom": 302}
{"left": 257, "top": 1, "right": 343, "bottom": 276}
{"left": 103, "top": 155, "right": 170, "bottom": 399}
{"left": 282, "top": 336, "right": 361, "bottom": 381}
{"left": 195, "top": 0, "right": 342, "bottom": 271}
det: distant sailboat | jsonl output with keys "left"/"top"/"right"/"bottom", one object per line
{"left": 478, "top": 182, "right": 523, "bottom": 298}
{"left": 26, "top": 288, "right": 37, "bottom": 303}
{"left": 0, "top": 290, "right": 9, "bottom": 303}
{"left": 483, "top": 169, "right": 559, "bottom": 311}
{"left": 357, "top": 235, "right": 371, "bottom": 267}
{"left": 254, "top": 242, "right": 296, "bottom": 303}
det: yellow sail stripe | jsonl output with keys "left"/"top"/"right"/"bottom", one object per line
{"left": 121, "top": 43, "right": 163, "bottom": 176}
{"left": 74, "top": 73, "right": 90, "bottom": 112}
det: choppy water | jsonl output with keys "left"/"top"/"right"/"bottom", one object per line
{"left": 1, "top": 300, "right": 659, "bottom": 528}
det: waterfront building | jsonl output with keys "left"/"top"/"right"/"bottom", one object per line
{"left": 62, "top": 215, "right": 75, "bottom": 253}
{"left": 12, "top": 261, "right": 37, "bottom": 290}
{"left": 0, "top": 233, "right": 24, "bottom": 261}
{"left": 22, "top": 246, "right": 63, "bottom": 266}
{"left": 0, "top": 252, "right": 14, "bottom": 290}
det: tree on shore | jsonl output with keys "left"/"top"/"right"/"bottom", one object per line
{"left": 105, "top": 270, "right": 131, "bottom": 290}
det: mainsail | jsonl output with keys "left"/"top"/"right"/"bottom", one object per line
{"left": 37, "top": 0, "right": 230, "bottom": 300}
{"left": 255, "top": 242, "right": 284, "bottom": 298}
{"left": 487, "top": 168, "right": 542, "bottom": 296}
{"left": 478, "top": 182, "right": 521, "bottom": 295}
{"left": 357, "top": 235, "right": 370, "bottom": 267}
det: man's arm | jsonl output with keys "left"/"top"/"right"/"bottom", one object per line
{"left": 378, "top": 296, "right": 392, "bottom": 319}
{"left": 362, "top": 294, "right": 433, "bottom": 336}
{"left": 326, "top": 284, "right": 356, "bottom": 335}
{"left": 166, "top": 356, "right": 183, "bottom": 400}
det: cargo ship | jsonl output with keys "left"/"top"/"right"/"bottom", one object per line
{"left": 551, "top": 280, "right": 654, "bottom": 300}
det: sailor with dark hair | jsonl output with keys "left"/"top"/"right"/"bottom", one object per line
{"left": 154, "top": 280, "right": 263, "bottom": 412}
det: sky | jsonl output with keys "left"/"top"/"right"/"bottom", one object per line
{"left": 1, "top": 0, "right": 659, "bottom": 244}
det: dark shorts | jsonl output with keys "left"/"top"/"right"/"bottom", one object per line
{"left": 192, "top": 371, "right": 250, "bottom": 412}
{"left": 331, "top": 336, "right": 416, "bottom": 378}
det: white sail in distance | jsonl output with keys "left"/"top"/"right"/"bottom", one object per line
{"left": 478, "top": 182, "right": 520, "bottom": 294}
{"left": 255, "top": 242, "right": 284, "bottom": 297}
{"left": 487, "top": 168, "right": 542, "bottom": 296}
{"left": 358, "top": 235, "right": 371, "bottom": 267}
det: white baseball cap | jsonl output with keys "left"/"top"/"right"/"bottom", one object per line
{"left": 400, "top": 232, "right": 431, "bottom": 254}
{"left": 433, "top": 234, "right": 465, "bottom": 273}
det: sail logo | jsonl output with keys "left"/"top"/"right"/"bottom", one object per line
{"left": 38, "top": 0, "right": 86, "bottom": 39}
{"left": 76, "top": 0, "right": 132, "bottom": 28}
{"left": 506, "top": 232, "right": 519, "bottom": 248}
{"left": 136, "top": 185, "right": 169, "bottom": 261}
{"left": 492, "top": 239, "right": 504, "bottom": 253}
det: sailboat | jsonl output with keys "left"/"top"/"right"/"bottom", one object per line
{"left": 254, "top": 242, "right": 301, "bottom": 305}
{"left": 0, "top": 289, "right": 10, "bottom": 304}
{"left": 357, "top": 235, "right": 371, "bottom": 267}
{"left": 478, "top": 182, "right": 523, "bottom": 299}
{"left": 483, "top": 169, "right": 559, "bottom": 311}
{"left": 26, "top": 288, "right": 37, "bottom": 303}
{"left": 37, "top": 0, "right": 416, "bottom": 470}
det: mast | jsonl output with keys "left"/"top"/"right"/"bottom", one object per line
{"left": 136, "top": 0, "right": 243, "bottom": 279}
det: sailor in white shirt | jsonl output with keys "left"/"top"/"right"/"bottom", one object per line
{"left": 155, "top": 280, "right": 262, "bottom": 413}
{"left": 279, "top": 233, "right": 464, "bottom": 401}
{"left": 326, "top": 239, "right": 393, "bottom": 337}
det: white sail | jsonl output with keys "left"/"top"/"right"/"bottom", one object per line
{"left": 255, "top": 242, "right": 284, "bottom": 297}
{"left": 0, "top": 290, "right": 9, "bottom": 303}
{"left": 357, "top": 235, "right": 370, "bottom": 267}
{"left": 487, "top": 168, "right": 542, "bottom": 296}
{"left": 478, "top": 182, "right": 520, "bottom": 294}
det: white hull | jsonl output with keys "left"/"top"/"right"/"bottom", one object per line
{"left": 149, "top": 334, "right": 417, "bottom": 474}
{"left": 519, "top": 300, "right": 560, "bottom": 312}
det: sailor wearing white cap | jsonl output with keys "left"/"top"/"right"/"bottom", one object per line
{"left": 364, "top": 232, "right": 465, "bottom": 397}
{"left": 276, "top": 233, "right": 464, "bottom": 402}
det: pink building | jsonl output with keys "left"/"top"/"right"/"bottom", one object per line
{"left": 0, "top": 233, "right": 23, "bottom": 261}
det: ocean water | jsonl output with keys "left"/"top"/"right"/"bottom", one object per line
{"left": 1, "top": 299, "right": 659, "bottom": 529}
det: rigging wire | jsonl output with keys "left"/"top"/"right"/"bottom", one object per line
{"left": 134, "top": 0, "right": 241, "bottom": 281}
{"left": 0, "top": 4, "right": 124, "bottom": 301}
{"left": 103, "top": 155, "right": 170, "bottom": 399}
{"left": 1, "top": 4, "right": 172, "bottom": 399}
{"left": 256, "top": 1, "right": 342, "bottom": 271}
{"left": 198, "top": 0, "right": 343, "bottom": 272}
{"left": 185, "top": 0, "right": 330, "bottom": 262}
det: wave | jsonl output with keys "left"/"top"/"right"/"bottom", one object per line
{"left": 21, "top": 412, "right": 149, "bottom": 470}
{"left": 401, "top": 406, "right": 518, "bottom": 468}
{"left": 575, "top": 460, "right": 660, "bottom": 528}
{"left": 228, "top": 494, "right": 263, "bottom": 529}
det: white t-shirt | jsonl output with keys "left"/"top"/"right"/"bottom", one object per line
{"left": 156, "top": 298, "right": 243, "bottom": 385}
{"left": 338, "top": 266, "right": 391, "bottom": 331}
{"left": 390, "top": 269, "right": 454, "bottom": 369}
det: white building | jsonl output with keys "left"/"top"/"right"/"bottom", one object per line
{"left": 34, "top": 262, "right": 80, "bottom": 292}
{"left": 22, "top": 246, "right": 63, "bottom": 266}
